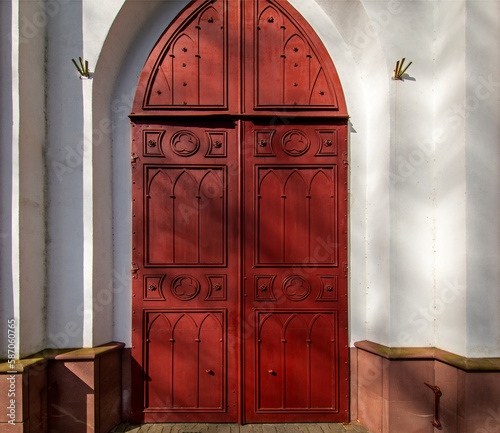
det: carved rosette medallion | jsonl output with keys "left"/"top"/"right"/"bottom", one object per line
{"left": 281, "top": 130, "right": 310, "bottom": 156}
{"left": 282, "top": 275, "right": 310, "bottom": 301}
{"left": 171, "top": 275, "right": 200, "bottom": 300}
{"left": 170, "top": 130, "right": 200, "bottom": 156}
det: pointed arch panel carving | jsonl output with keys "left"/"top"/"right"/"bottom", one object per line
{"left": 142, "top": 0, "right": 227, "bottom": 110}
{"left": 247, "top": 0, "right": 343, "bottom": 112}
{"left": 146, "top": 166, "right": 226, "bottom": 267}
{"left": 145, "top": 310, "right": 226, "bottom": 411}
{"left": 255, "top": 310, "right": 338, "bottom": 412}
{"left": 256, "top": 166, "right": 337, "bottom": 266}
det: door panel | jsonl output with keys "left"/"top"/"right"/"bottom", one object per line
{"left": 131, "top": 120, "right": 239, "bottom": 423}
{"left": 243, "top": 120, "right": 348, "bottom": 422}
{"left": 144, "top": 0, "right": 230, "bottom": 110}
{"left": 242, "top": 0, "right": 346, "bottom": 116}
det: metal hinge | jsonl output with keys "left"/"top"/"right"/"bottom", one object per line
{"left": 342, "top": 151, "right": 349, "bottom": 170}
{"left": 131, "top": 262, "right": 139, "bottom": 279}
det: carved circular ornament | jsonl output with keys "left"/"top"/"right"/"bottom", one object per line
{"left": 171, "top": 275, "right": 200, "bottom": 300}
{"left": 281, "top": 130, "right": 310, "bottom": 156}
{"left": 170, "top": 130, "right": 200, "bottom": 157}
{"left": 282, "top": 275, "right": 310, "bottom": 301}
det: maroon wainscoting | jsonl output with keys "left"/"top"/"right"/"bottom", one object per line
{"left": 0, "top": 342, "right": 123, "bottom": 433}
{"left": 352, "top": 341, "right": 500, "bottom": 433}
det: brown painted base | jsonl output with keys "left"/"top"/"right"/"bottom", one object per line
{"left": 0, "top": 342, "right": 124, "bottom": 433}
{"left": 350, "top": 341, "right": 500, "bottom": 433}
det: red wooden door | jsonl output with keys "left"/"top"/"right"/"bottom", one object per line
{"left": 130, "top": 0, "right": 349, "bottom": 424}
{"left": 242, "top": 120, "right": 349, "bottom": 422}
{"left": 131, "top": 119, "right": 240, "bottom": 423}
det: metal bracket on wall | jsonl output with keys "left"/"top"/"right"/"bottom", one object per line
{"left": 424, "top": 382, "right": 442, "bottom": 428}
{"left": 393, "top": 57, "right": 412, "bottom": 80}
{"left": 71, "top": 57, "right": 91, "bottom": 79}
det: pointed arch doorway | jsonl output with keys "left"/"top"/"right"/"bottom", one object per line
{"left": 130, "top": 0, "right": 349, "bottom": 424}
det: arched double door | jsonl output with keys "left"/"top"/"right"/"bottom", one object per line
{"left": 130, "top": 0, "right": 349, "bottom": 424}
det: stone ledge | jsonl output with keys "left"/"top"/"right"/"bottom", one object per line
{"left": 354, "top": 340, "right": 500, "bottom": 371}
{"left": 0, "top": 341, "right": 125, "bottom": 373}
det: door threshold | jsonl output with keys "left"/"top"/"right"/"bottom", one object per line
{"left": 111, "top": 421, "right": 372, "bottom": 433}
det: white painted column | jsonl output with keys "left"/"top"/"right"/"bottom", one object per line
{"left": 383, "top": 1, "right": 436, "bottom": 348}
{"left": 464, "top": 0, "right": 500, "bottom": 357}
{"left": 10, "top": 0, "right": 47, "bottom": 358}
{"left": 82, "top": 76, "right": 97, "bottom": 347}
{"left": 45, "top": 0, "right": 85, "bottom": 350}
{"left": 433, "top": 0, "right": 468, "bottom": 356}
{"left": 81, "top": 0, "right": 125, "bottom": 347}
